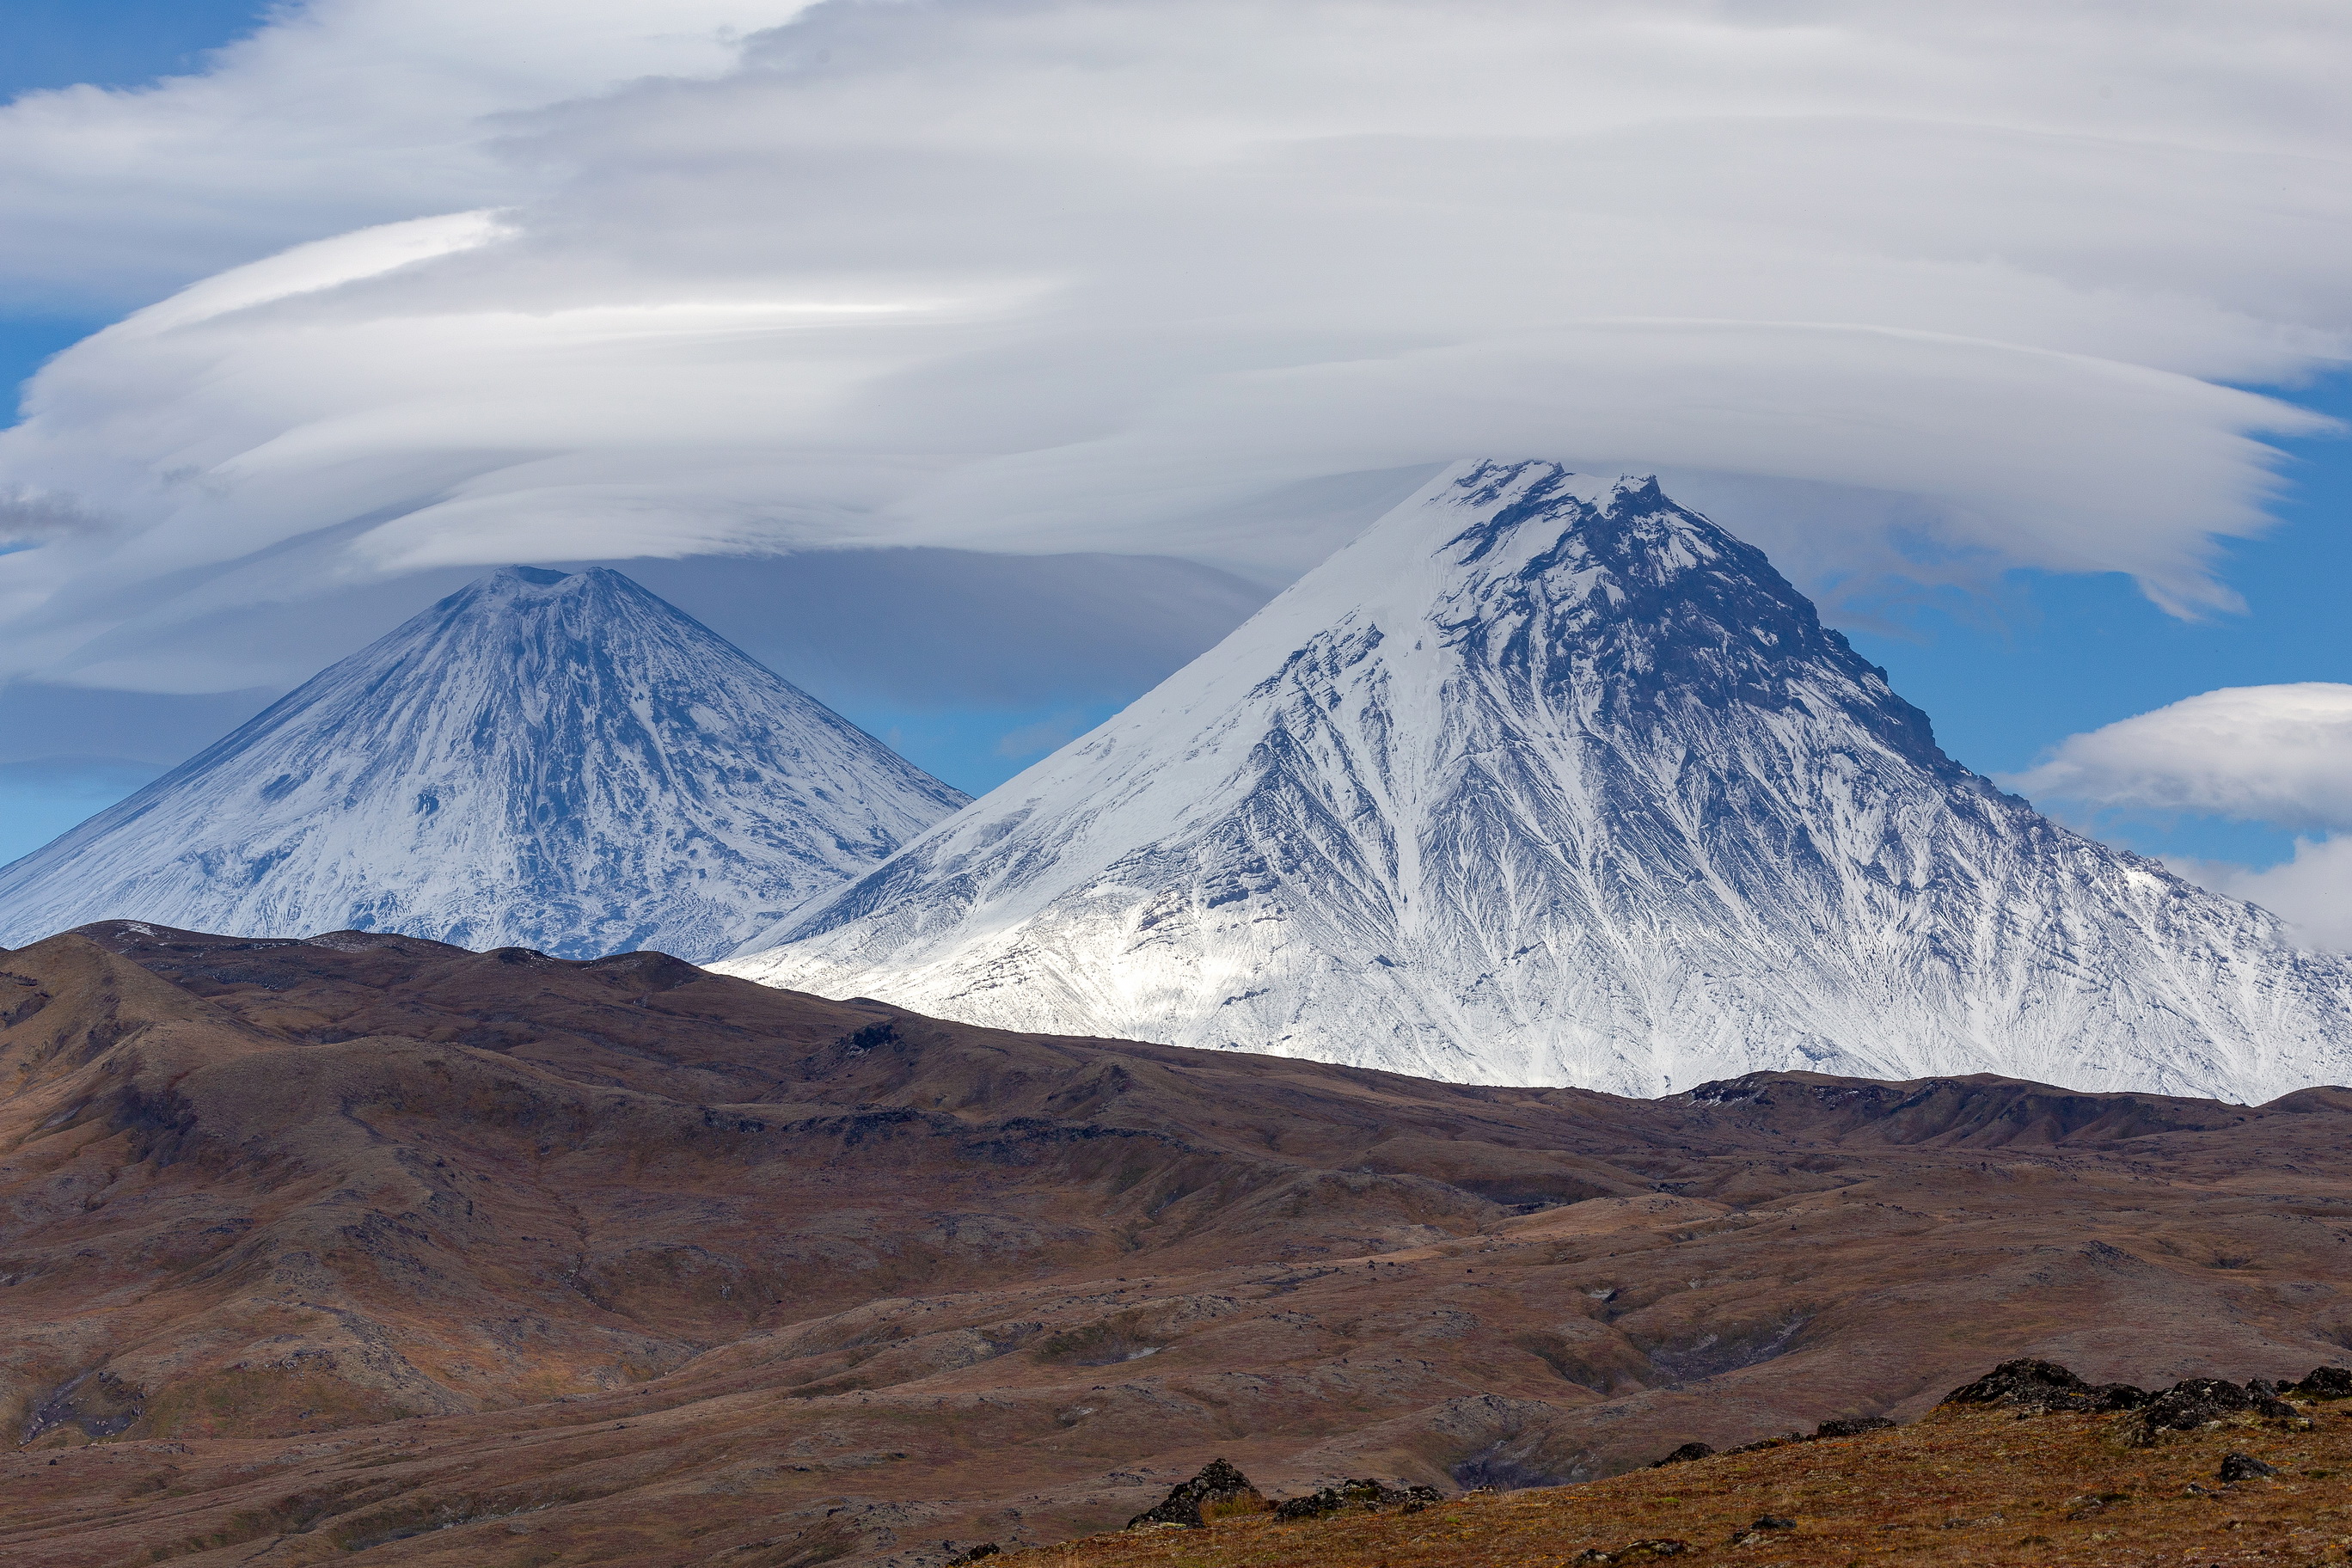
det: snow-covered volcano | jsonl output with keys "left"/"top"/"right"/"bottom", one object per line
{"left": 718, "top": 461, "right": 2352, "bottom": 1100}
{"left": 0, "top": 567, "right": 968, "bottom": 959}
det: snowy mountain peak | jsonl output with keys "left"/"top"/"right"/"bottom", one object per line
{"left": 1351, "top": 461, "right": 1956, "bottom": 774}
{"left": 0, "top": 565, "right": 969, "bottom": 960}
{"left": 718, "top": 459, "right": 2352, "bottom": 1102}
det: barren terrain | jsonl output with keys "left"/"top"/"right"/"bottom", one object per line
{"left": 1038, "top": 1397, "right": 2352, "bottom": 1567}
{"left": 1, "top": 921, "right": 2348, "bottom": 1566}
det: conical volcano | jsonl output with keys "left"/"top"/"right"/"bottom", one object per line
{"left": 719, "top": 461, "right": 2352, "bottom": 1100}
{"left": 0, "top": 567, "right": 968, "bottom": 959}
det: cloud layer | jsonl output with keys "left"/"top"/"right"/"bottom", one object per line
{"left": 2008, "top": 683, "right": 2352, "bottom": 831}
{"left": 0, "top": 0, "right": 802, "bottom": 310}
{"left": 2010, "top": 683, "right": 2352, "bottom": 951}
{"left": 2177, "top": 841, "right": 2352, "bottom": 954}
{"left": 3, "top": 0, "right": 2350, "bottom": 691}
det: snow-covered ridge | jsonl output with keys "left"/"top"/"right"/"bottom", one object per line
{"left": 718, "top": 460, "right": 2352, "bottom": 1102}
{"left": 0, "top": 566, "right": 969, "bottom": 960}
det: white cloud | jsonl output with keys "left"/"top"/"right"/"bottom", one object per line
{"left": 3, "top": 0, "right": 2351, "bottom": 689}
{"left": 0, "top": 0, "right": 806, "bottom": 309}
{"left": 2010, "top": 683, "right": 2352, "bottom": 952}
{"left": 2172, "top": 840, "right": 2352, "bottom": 953}
{"left": 2006, "top": 683, "right": 2352, "bottom": 830}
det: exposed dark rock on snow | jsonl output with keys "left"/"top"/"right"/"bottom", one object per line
{"left": 726, "top": 460, "right": 2352, "bottom": 1101}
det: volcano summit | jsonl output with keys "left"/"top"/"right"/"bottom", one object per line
{"left": 0, "top": 567, "right": 968, "bottom": 959}
{"left": 722, "top": 461, "right": 2352, "bottom": 1100}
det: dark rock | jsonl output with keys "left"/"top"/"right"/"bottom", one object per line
{"left": 1572, "top": 1541, "right": 1689, "bottom": 1563}
{"left": 2039, "top": 1381, "right": 2151, "bottom": 1413}
{"left": 2139, "top": 1379, "right": 2255, "bottom": 1433}
{"left": 2243, "top": 1379, "right": 2300, "bottom": 1418}
{"left": 1813, "top": 1416, "right": 1896, "bottom": 1439}
{"left": 1939, "top": 1358, "right": 2089, "bottom": 1408}
{"left": 2294, "top": 1366, "right": 2352, "bottom": 1401}
{"left": 1279, "top": 1485, "right": 1439, "bottom": 1523}
{"left": 1751, "top": 1515, "right": 1796, "bottom": 1530}
{"left": 946, "top": 1546, "right": 1000, "bottom": 1565}
{"left": 1647, "top": 1442, "right": 1715, "bottom": 1467}
{"left": 1271, "top": 1478, "right": 1441, "bottom": 1522}
{"left": 1126, "top": 1459, "right": 1268, "bottom": 1528}
{"left": 2062, "top": 1491, "right": 2128, "bottom": 1519}
{"left": 2218, "top": 1452, "right": 2278, "bottom": 1483}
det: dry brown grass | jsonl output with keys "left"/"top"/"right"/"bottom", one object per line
{"left": 1026, "top": 1406, "right": 2352, "bottom": 1568}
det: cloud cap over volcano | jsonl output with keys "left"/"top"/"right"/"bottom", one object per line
{"left": 3, "top": 0, "right": 2350, "bottom": 691}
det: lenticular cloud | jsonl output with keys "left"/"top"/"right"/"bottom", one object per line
{"left": 3, "top": 0, "right": 2350, "bottom": 689}
{"left": 2011, "top": 683, "right": 2352, "bottom": 831}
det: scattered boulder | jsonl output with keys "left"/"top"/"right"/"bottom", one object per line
{"left": 1125, "top": 1459, "right": 1269, "bottom": 1528}
{"left": 2243, "top": 1381, "right": 2302, "bottom": 1418}
{"left": 1726, "top": 1516, "right": 1796, "bottom": 1547}
{"left": 946, "top": 1546, "right": 1000, "bottom": 1565}
{"left": 1939, "top": 1360, "right": 2149, "bottom": 1415}
{"left": 2219, "top": 1452, "right": 2279, "bottom": 1482}
{"left": 1271, "top": 1479, "right": 1442, "bottom": 1521}
{"left": 2294, "top": 1366, "right": 2352, "bottom": 1401}
{"left": 1646, "top": 1442, "right": 1714, "bottom": 1468}
{"left": 2141, "top": 1379, "right": 2255, "bottom": 1432}
{"left": 1940, "top": 1358, "right": 2089, "bottom": 1407}
{"left": 1572, "top": 1540, "right": 1689, "bottom": 1563}
{"left": 2074, "top": 1382, "right": 2154, "bottom": 1412}
{"left": 2063, "top": 1491, "right": 2128, "bottom": 1519}
{"left": 2039, "top": 1382, "right": 2154, "bottom": 1414}
{"left": 1814, "top": 1416, "right": 1896, "bottom": 1439}
{"left": 2120, "top": 1377, "right": 2303, "bottom": 1444}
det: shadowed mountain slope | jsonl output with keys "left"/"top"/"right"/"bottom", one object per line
{"left": 0, "top": 921, "right": 2347, "bottom": 1568}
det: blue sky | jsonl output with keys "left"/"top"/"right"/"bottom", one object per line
{"left": 0, "top": 1, "right": 273, "bottom": 854}
{"left": 1, "top": 3, "right": 273, "bottom": 413}
{"left": 0, "top": 2, "right": 2346, "bottom": 910}
{"left": 1849, "top": 374, "right": 2351, "bottom": 871}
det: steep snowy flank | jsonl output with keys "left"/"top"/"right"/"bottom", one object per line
{"left": 0, "top": 567, "right": 968, "bottom": 960}
{"left": 718, "top": 461, "right": 2352, "bottom": 1101}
